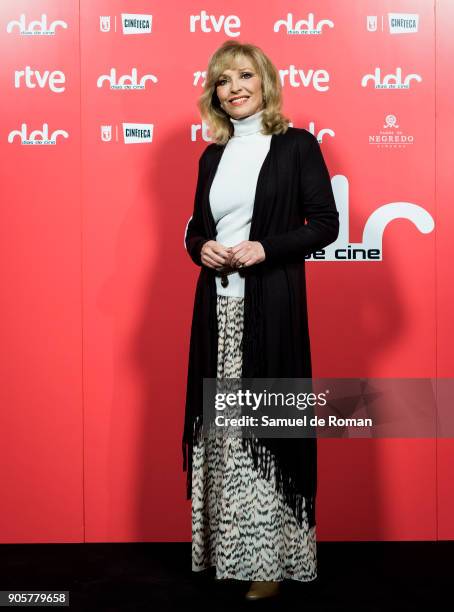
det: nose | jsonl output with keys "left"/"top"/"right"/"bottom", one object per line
{"left": 229, "top": 76, "right": 244, "bottom": 94}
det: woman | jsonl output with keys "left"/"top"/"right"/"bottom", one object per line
{"left": 182, "top": 40, "right": 339, "bottom": 600}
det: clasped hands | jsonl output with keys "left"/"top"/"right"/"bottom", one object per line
{"left": 201, "top": 240, "right": 266, "bottom": 272}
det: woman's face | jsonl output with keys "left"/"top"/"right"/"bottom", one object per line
{"left": 215, "top": 58, "right": 264, "bottom": 120}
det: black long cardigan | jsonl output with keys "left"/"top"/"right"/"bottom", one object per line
{"left": 182, "top": 126, "right": 339, "bottom": 529}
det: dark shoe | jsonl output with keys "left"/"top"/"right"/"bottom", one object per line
{"left": 245, "top": 580, "right": 281, "bottom": 600}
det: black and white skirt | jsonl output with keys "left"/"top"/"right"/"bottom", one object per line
{"left": 191, "top": 295, "right": 317, "bottom": 582}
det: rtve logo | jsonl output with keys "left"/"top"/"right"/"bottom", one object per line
{"left": 306, "top": 176, "right": 434, "bottom": 261}
{"left": 191, "top": 121, "right": 335, "bottom": 143}
{"left": 6, "top": 13, "right": 68, "bottom": 35}
{"left": 8, "top": 123, "right": 69, "bottom": 145}
{"left": 361, "top": 67, "right": 422, "bottom": 89}
{"left": 97, "top": 68, "right": 158, "bottom": 89}
{"left": 14, "top": 66, "right": 65, "bottom": 92}
{"left": 194, "top": 66, "right": 330, "bottom": 92}
{"left": 274, "top": 12, "right": 334, "bottom": 34}
{"left": 280, "top": 66, "right": 330, "bottom": 91}
{"left": 189, "top": 11, "right": 240, "bottom": 37}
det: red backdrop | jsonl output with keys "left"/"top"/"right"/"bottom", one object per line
{"left": 0, "top": 0, "right": 452, "bottom": 542}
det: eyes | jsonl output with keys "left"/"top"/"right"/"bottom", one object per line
{"left": 217, "top": 72, "right": 253, "bottom": 87}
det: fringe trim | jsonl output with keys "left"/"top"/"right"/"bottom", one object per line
{"left": 182, "top": 413, "right": 316, "bottom": 530}
{"left": 240, "top": 436, "right": 316, "bottom": 530}
{"left": 182, "top": 268, "right": 316, "bottom": 530}
{"left": 182, "top": 413, "right": 204, "bottom": 501}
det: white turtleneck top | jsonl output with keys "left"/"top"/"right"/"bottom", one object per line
{"left": 209, "top": 108, "right": 272, "bottom": 297}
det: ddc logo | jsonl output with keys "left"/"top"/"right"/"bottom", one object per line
{"left": 306, "top": 175, "right": 434, "bottom": 261}
{"left": 6, "top": 13, "right": 68, "bottom": 35}
{"left": 97, "top": 68, "right": 158, "bottom": 89}
{"left": 361, "top": 67, "right": 422, "bottom": 89}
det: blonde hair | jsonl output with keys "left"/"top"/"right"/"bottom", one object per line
{"left": 198, "top": 40, "right": 291, "bottom": 145}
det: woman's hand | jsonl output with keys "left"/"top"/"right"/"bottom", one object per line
{"left": 201, "top": 240, "right": 233, "bottom": 270}
{"left": 228, "top": 241, "right": 266, "bottom": 268}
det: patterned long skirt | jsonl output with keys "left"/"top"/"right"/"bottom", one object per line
{"left": 191, "top": 295, "right": 317, "bottom": 582}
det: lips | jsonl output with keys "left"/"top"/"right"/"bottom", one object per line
{"left": 229, "top": 96, "right": 250, "bottom": 105}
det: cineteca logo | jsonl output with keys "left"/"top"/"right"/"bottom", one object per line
{"left": 369, "top": 114, "right": 414, "bottom": 148}
{"left": 274, "top": 11, "right": 334, "bottom": 34}
{"left": 366, "top": 13, "right": 419, "bottom": 33}
{"left": 100, "top": 123, "right": 153, "bottom": 143}
{"left": 123, "top": 123, "right": 153, "bottom": 143}
{"left": 8, "top": 123, "right": 69, "bottom": 145}
{"left": 189, "top": 10, "right": 241, "bottom": 37}
{"left": 6, "top": 13, "right": 68, "bottom": 35}
{"left": 306, "top": 175, "right": 434, "bottom": 261}
{"left": 99, "top": 14, "right": 152, "bottom": 34}
{"left": 388, "top": 13, "right": 419, "bottom": 33}
{"left": 97, "top": 68, "right": 158, "bottom": 89}
{"left": 361, "top": 67, "right": 422, "bottom": 89}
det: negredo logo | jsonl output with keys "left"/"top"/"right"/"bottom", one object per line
{"left": 14, "top": 66, "right": 65, "bottom": 92}
{"left": 274, "top": 12, "right": 334, "bottom": 34}
{"left": 361, "top": 68, "right": 422, "bottom": 89}
{"left": 8, "top": 123, "right": 69, "bottom": 145}
{"left": 96, "top": 68, "right": 158, "bottom": 89}
{"left": 368, "top": 114, "right": 414, "bottom": 148}
{"left": 189, "top": 11, "right": 240, "bottom": 37}
{"left": 6, "top": 13, "right": 68, "bottom": 35}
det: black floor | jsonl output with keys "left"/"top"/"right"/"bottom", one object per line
{"left": 0, "top": 542, "right": 446, "bottom": 611}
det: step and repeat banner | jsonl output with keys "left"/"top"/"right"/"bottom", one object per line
{"left": 0, "top": 0, "right": 452, "bottom": 542}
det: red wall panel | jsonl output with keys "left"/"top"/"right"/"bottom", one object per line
{"left": 0, "top": 0, "right": 450, "bottom": 542}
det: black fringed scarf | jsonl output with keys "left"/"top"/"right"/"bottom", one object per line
{"left": 182, "top": 127, "right": 340, "bottom": 530}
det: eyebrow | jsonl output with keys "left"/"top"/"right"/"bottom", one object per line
{"left": 218, "top": 67, "right": 253, "bottom": 77}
